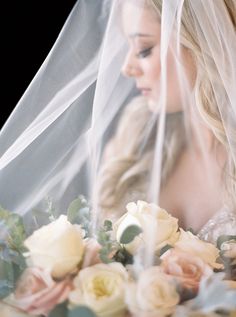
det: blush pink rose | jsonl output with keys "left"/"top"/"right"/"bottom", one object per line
{"left": 13, "top": 267, "right": 73, "bottom": 316}
{"left": 160, "top": 248, "right": 213, "bottom": 293}
{"left": 82, "top": 238, "right": 102, "bottom": 268}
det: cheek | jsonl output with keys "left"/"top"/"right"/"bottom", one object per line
{"left": 165, "top": 53, "right": 184, "bottom": 110}
{"left": 141, "top": 46, "right": 161, "bottom": 84}
{"left": 142, "top": 57, "right": 161, "bottom": 83}
{"left": 167, "top": 49, "right": 196, "bottom": 96}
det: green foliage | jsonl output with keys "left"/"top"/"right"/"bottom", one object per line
{"left": 217, "top": 235, "right": 236, "bottom": 250}
{"left": 97, "top": 220, "right": 115, "bottom": 264}
{"left": 46, "top": 196, "right": 58, "bottom": 221}
{"left": 68, "top": 306, "right": 97, "bottom": 317}
{"left": 113, "top": 247, "right": 133, "bottom": 266}
{"left": 0, "top": 260, "right": 14, "bottom": 298}
{"left": 48, "top": 302, "right": 68, "bottom": 317}
{"left": 186, "top": 227, "right": 196, "bottom": 235}
{"left": 0, "top": 207, "right": 26, "bottom": 251}
{"left": 119, "top": 225, "right": 142, "bottom": 244}
{"left": 176, "top": 281, "right": 196, "bottom": 302}
{"left": 189, "top": 273, "right": 236, "bottom": 312}
{"left": 98, "top": 248, "right": 113, "bottom": 264}
{"left": 216, "top": 235, "right": 236, "bottom": 280}
{"left": 0, "top": 252, "right": 25, "bottom": 299}
{"left": 103, "top": 220, "right": 113, "bottom": 231}
{"left": 97, "top": 220, "right": 134, "bottom": 266}
{"left": 22, "top": 208, "right": 52, "bottom": 236}
{"left": 159, "top": 244, "right": 173, "bottom": 257}
{"left": 67, "top": 196, "right": 91, "bottom": 237}
{"left": 0, "top": 207, "right": 27, "bottom": 299}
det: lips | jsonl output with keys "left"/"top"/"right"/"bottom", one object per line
{"left": 137, "top": 87, "right": 152, "bottom": 96}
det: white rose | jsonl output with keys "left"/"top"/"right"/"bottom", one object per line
{"left": 114, "top": 201, "right": 179, "bottom": 254}
{"left": 24, "top": 215, "right": 85, "bottom": 278}
{"left": 69, "top": 263, "right": 128, "bottom": 317}
{"left": 126, "top": 266, "right": 180, "bottom": 317}
{"left": 174, "top": 229, "right": 222, "bottom": 269}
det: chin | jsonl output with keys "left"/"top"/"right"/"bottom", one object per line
{"left": 148, "top": 98, "right": 183, "bottom": 114}
{"left": 147, "top": 98, "right": 162, "bottom": 113}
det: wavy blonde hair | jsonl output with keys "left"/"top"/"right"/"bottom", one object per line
{"left": 97, "top": 97, "right": 186, "bottom": 216}
{"left": 97, "top": 0, "right": 236, "bottom": 215}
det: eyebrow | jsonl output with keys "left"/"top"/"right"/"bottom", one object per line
{"left": 129, "top": 32, "right": 155, "bottom": 38}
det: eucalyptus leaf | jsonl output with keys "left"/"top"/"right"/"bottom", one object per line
{"left": 23, "top": 209, "right": 51, "bottom": 235}
{"left": 67, "top": 196, "right": 91, "bottom": 236}
{"left": 99, "top": 248, "right": 113, "bottom": 264}
{"left": 0, "top": 260, "right": 14, "bottom": 299}
{"left": 68, "top": 306, "right": 97, "bottom": 317}
{"left": 0, "top": 260, "right": 14, "bottom": 280}
{"left": 119, "top": 225, "right": 142, "bottom": 244}
{"left": 12, "top": 263, "right": 24, "bottom": 284}
{"left": 186, "top": 227, "right": 196, "bottom": 235}
{"left": 0, "top": 280, "right": 14, "bottom": 299}
{"left": 0, "top": 206, "right": 10, "bottom": 219}
{"left": 67, "top": 196, "right": 89, "bottom": 221}
{"left": 103, "top": 220, "right": 113, "bottom": 232}
{"left": 217, "top": 235, "right": 236, "bottom": 250}
{"left": 0, "top": 209, "right": 26, "bottom": 251}
{"left": 97, "top": 231, "right": 110, "bottom": 246}
{"left": 1, "top": 247, "right": 26, "bottom": 271}
{"left": 159, "top": 244, "right": 173, "bottom": 256}
{"left": 113, "top": 248, "right": 133, "bottom": 265}
{"left": 190, "top": 273, "right": 236, "bottom": 312}
{"left": 45, "top": 196, "right": 58, "bottom": 220}
{"left": 48, "top": 302, "right": 68, "bottom": 317}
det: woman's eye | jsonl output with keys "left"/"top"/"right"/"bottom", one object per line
{"left": 137, "top": 47, "right": 153, "bottom": 58}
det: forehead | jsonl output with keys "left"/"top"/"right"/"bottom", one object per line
{"left": 121, "top": 1, "right": 160, "bottom": 37}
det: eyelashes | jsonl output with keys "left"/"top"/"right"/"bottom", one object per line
{"left": 136, "top": 47, "right": 153, "bottom": 58}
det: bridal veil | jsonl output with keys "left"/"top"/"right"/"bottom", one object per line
{"left": 0, "top": 0, "right": 235, "bottom": 233}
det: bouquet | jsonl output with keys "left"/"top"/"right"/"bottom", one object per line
{"left": 0, "top": 197, "right": 235, "bottom": 317}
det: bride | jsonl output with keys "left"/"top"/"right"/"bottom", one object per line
{"left": 96, "top": 0, "right": 236, "bottom": 243}
{"left": 0, "top": 0, "right": 235, "bottom": 245}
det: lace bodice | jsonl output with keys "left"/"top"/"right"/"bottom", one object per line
{"left": 113, "top": 185, "right": 236, "bottom": 245}
{"left": 197, "top": 206, "right": 236, "bottom": 244}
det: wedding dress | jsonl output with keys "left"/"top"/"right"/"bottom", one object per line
{"left": 101, "top": 180, "right": 236, "bottom": 245}
{"left": 197, "top": 207, "right": 236, "bottom": 243}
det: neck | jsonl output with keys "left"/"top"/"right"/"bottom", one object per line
{"left": 184, "top": 109, "right": 227, "bottom": 172}
{"left": 183, "top": 105, "right": 217, "bottom": 155}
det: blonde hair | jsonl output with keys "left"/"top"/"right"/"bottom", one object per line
{"left": 97, "top": 97, "right": 186, "bottom": 215}
{"left": 97, "top": 0, "right": 236, "bottom": 215}
{"left": 152, "top": 0, "right": 236, "bottom": 208}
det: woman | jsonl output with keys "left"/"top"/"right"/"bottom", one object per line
{"left": 97, "top": 0, "right": 236, "bottom": 243}
{"left": 0, "top": 0, "right": 235, "bottom": 243}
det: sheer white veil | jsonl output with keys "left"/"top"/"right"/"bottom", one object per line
{"left": 0, "top": 0, "right": 235, "bottom": 232}
{"left": 0, "top": 0, "right": 130, "bottom": 215}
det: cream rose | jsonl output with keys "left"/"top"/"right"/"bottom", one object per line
{"left": 82, "top": 238, "right": 102, "bottom": 268}
{"left": 126, "top": 266, "right": 180, "bottom": 317}
{"left": 69, "top": 263, "right": 128, "bottom": 317}
{"left": 174, "top": 229, "right": 222, "bottom": 269}
{"left": 114, "top": 201, "right": 179, "bottom": 255}
{"left": 24, "top": 215, "right": 85, "bottom": 278}
{"left": 0, "top": 302, "right": 32, "bottom": 317}
{"left": 160, "top": 248, "right": 213, "bottom": 293}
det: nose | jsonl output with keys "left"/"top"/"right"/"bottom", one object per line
{"left": 121, "top": 51, "right": 142, "bottom": 78}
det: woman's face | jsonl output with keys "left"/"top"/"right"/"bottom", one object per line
{"left": 121, "top": 2, "right": 195, "bottom": 113}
